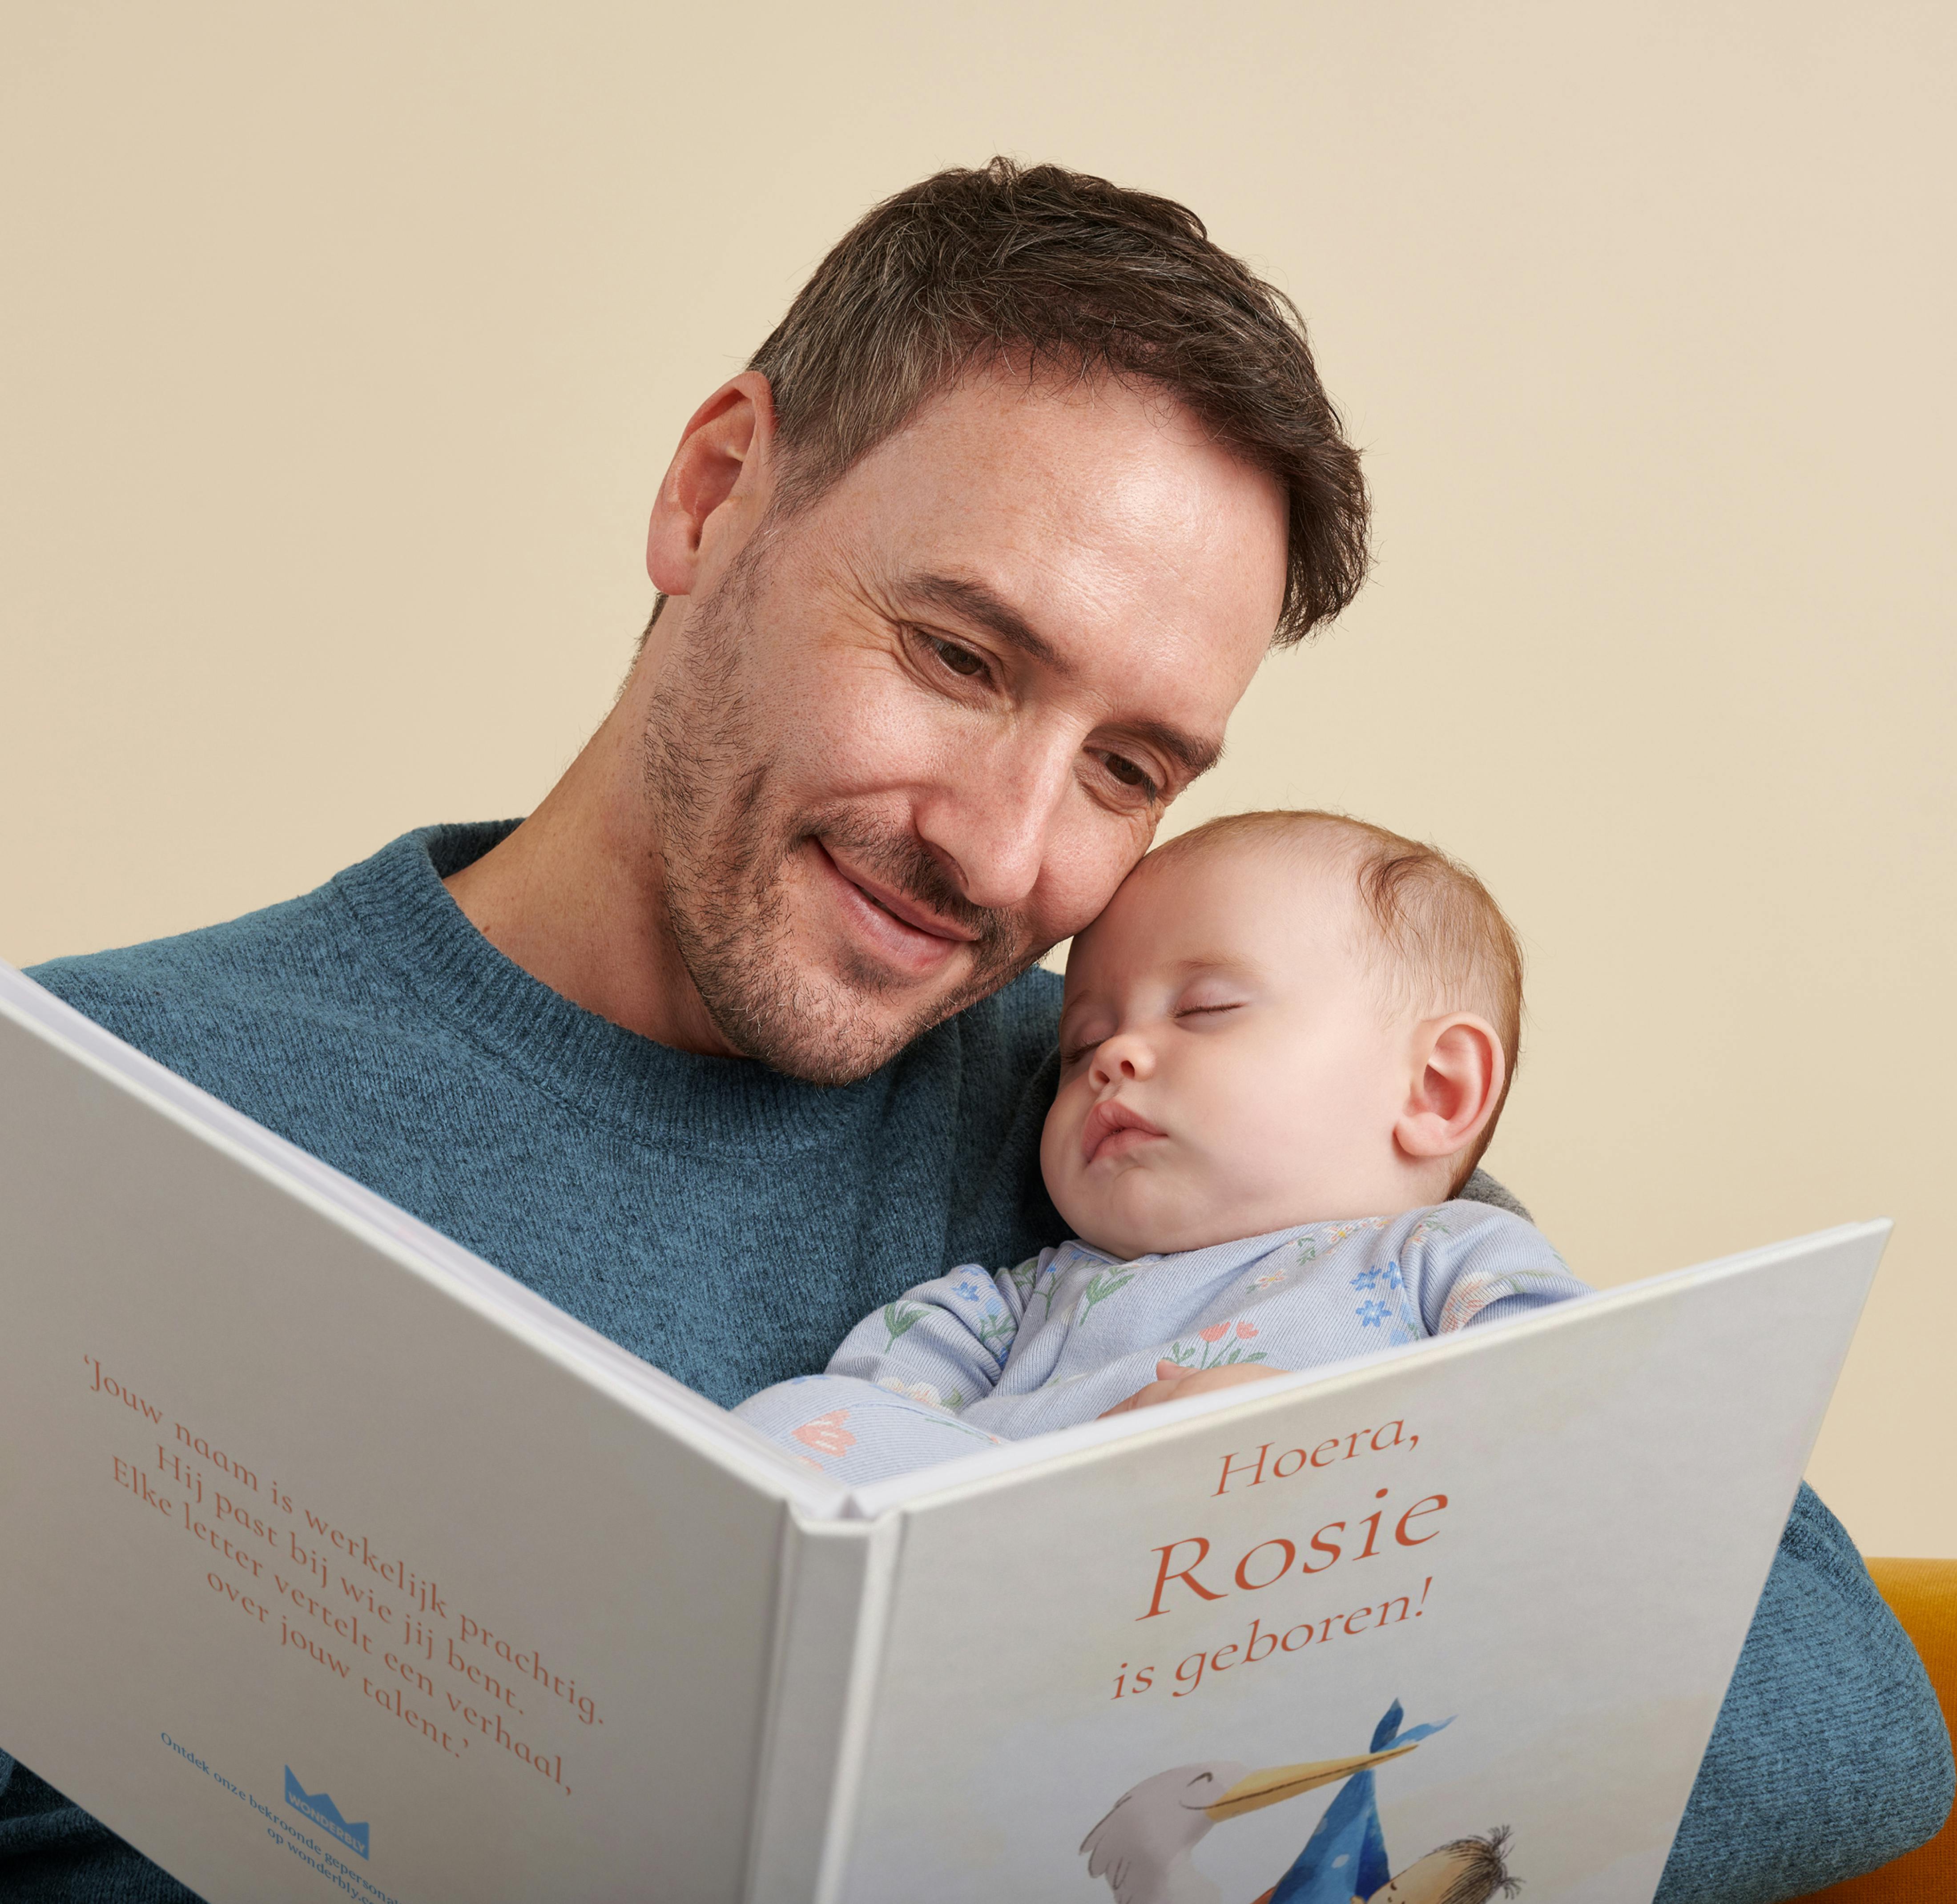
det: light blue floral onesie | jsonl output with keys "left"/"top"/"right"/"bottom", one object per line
{"left": 734, "top": 1200, "right": 1589, "bottom": 1483}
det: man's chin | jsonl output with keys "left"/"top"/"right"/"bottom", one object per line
{"left": 704, "top": 962, "right": 999, "bottom": 1087}
{"left": 729, "top": 1023, "right": 913, "bottom": 1089}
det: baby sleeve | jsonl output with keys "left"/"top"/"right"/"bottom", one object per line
{"left": 1405, "top": 1204, "right": 1593, "bottom": 1336}
{"left": 729, "top": 1257, "right": 1047, "bottom": 1484}
{"left": 822, "top": 1256, "right": 1038, "bottom": 1405}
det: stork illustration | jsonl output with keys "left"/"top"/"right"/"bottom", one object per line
{"left": 1079, "top": 1740, "right": 1422, "bottom": 1904}
{"left": 1261, "top": 1702, "right": 1453, "bottom": 1904}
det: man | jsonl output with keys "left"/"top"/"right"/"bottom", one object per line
{"left": 4, "top": 160, "right": 1948, "bottom": 1900}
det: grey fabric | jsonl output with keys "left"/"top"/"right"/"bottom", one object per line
{"left": 1459, "top": 1165, "right": 1530, "bottom": 1221}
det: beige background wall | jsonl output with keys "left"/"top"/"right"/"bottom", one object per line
{"left": 4, "top": 5, "right": 1951, "bottom": 1552}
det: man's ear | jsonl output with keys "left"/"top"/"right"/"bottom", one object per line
{"left": 645, "top": 371, "right": 778, "bottom": 597}
{"left": 1393, "top": 1014, "right": 1505, "bottom": 1167}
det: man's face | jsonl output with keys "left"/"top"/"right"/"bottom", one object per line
{"left": 643, "top": 367, "right": 1289, "bottom": 1084}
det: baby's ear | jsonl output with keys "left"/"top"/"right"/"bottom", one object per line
{"left": 1394, "top": 1015, "right": 1505, "bottom": 1165}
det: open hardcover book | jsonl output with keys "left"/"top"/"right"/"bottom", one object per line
{"left": 0, "top": 964, "right": 1887, "bottom": 1904}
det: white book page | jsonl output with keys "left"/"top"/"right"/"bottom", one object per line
{"left": 825, "top": 1222, "right": 1883, "bottom": 1903}
{"left": 0, "top": 971, "right": 836, "bottom": 1902}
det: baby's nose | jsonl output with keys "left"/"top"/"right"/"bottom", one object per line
{"left": 1090, "top": 1031, "right": 1155, "bottom": 1084}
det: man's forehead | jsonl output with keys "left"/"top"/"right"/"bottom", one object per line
{"left": 1392, "top": 1848, "right": 1477, "bottom": 1896}
{"left": 830, "top": 365, "right": 1289, "bottom": 648}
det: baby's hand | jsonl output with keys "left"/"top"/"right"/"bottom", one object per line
{"left": 1100, "top": 1359, "right": 1288, "bottom": 1419}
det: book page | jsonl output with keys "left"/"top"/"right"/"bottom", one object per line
{"left": 0, "top": 982, "right": 815, "bottom": 1904}
{"left": 824, "top": 1225, "right": 1880, "bottom": 1904}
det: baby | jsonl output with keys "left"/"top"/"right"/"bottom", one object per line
{"left": 736, "top": 810, "right": 1588, "bottom": 1482}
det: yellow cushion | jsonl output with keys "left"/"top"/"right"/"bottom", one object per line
{"left": 1795, "top": 1558, "right": 1957, "bottom": 1900}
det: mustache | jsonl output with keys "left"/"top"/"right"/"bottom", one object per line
{"left": 807, "top": 809, "right": 1023, "bottom": 965}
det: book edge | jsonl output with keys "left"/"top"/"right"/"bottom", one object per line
{"left": 840, "top": 1217, "right": 1893, "bottom": 1516}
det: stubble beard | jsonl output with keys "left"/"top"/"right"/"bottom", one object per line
{"left": 642, "top": 547, "right": 1035, "bottom": 1086}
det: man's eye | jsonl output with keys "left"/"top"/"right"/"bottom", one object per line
{"left": 930, "top": 637, "right": 988, "bottom": 679}
{"left": 1097, "top": 751, "right": 1159, "bottom": 799}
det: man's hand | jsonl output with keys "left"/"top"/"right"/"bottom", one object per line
{"left": 1099, "top": 1359, "right": 1288, "bottom": 1418}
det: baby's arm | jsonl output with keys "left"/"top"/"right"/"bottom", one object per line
{"left": 733, "top": 1260, "right": 1038, "bottom": 1484}
{"left": 824, "top": 1259, "right": 1028, "bottom": 1405}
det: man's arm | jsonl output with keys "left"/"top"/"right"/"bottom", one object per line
{"left": 1655, "top": 1483, "right": 1954, "bottom": 1902}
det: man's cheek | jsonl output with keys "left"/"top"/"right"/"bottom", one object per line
{"left": 1031, "top": 830, "right": 1156, "bottom": 947}
{"left": 773, "top": 658, "right": 958, "bottom": 796}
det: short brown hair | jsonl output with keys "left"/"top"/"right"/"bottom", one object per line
{"left": 1153, "top": 811, "right": 1525, "bottom": 1187}
{"left": 747, "top": 157, "right": 1368, "bottom": 645}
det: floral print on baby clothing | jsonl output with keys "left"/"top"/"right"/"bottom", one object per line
{"left": 734, "top": 1199, "right": 1590, "bottom": 1486}
{"left": 1164, "top": 1320, "right": 1266, "bottom": 1372}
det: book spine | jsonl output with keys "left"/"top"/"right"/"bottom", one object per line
{"left": 741, "top": 1509, "right": 902, "bottom": 1904}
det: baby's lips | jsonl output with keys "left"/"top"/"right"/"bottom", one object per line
{"left": 1079, "top": 1097, "right": 1168, "bottom": 1164}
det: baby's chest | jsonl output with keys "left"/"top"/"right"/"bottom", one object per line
{"left": 999, "top": 1249, "right": 1423, "bottom": 1393}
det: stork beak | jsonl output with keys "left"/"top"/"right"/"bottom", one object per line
{"left": 1204, "top": 1743, "right": 1417, "bottom": 1821}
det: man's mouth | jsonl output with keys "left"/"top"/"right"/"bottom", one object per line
{"left": 812, "top": 839, "right": 979, "bottom": 978}
{"left": 1081, "top": 1097, "right": 1167, "bottom": 1165}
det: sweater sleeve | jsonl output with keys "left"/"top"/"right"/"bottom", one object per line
{"left": 1654, "top": 1483, "right": 1955, "bottom": 1901}
{"left": 0, "top": 1753, "right": 203, "bottom": 1902}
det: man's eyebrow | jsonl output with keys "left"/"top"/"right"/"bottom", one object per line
{"left": 1123, "top": 720, "right": 1224, "bottom": 782}
{"left": 901, "top": 570, "right": 1224, "bottom": 784}
{"left": 902, "top": 571, "right": 1066, "bottom": 670}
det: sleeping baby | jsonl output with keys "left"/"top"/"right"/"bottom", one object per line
{"left": 735, "top": 809, "right": 1589, "bottom": 1481}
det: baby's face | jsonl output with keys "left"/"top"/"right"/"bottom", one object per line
{"left": 1041, "top": 838, "right": 1415, "bottom": 1259}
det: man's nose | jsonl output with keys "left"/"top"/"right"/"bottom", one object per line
{"left": 1089, "top": 1030, "right": 1155, "bottom": 1087}
{"left": 910, "top": 731, "right": 1078, "bottom": 912}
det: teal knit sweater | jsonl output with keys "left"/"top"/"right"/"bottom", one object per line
{"left": 3, "top": 823, "right": 1949, "bottom": 1901}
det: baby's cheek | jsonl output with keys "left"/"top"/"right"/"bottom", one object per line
{"left": 1177, "top": 1095, "right": 1298, "bottom": 1226}
{"left": 1178, "top": 1075, "right": 1269, "bottom": 1174}
{"left": 1038, "top": 1094, "right": 1076, "bottom": 1186}
{"left": 1039, "top": 1098, "right": 1091, "bottom": 1220}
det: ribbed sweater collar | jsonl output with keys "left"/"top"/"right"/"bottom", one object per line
{"left": 330, "top": 822, "right": 914, "bottom": 1155}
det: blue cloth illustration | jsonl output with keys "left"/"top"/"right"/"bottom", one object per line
{"left": 1270, "top": 1702, "right": 1452, "bottom": 1904}
{"left": 737, "top": 1201, "right": 1590, "bottom": 1482}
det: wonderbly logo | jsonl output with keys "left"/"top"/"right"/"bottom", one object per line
{"left": 282, "top": 1767, "right": 369, "bottom": 1860}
